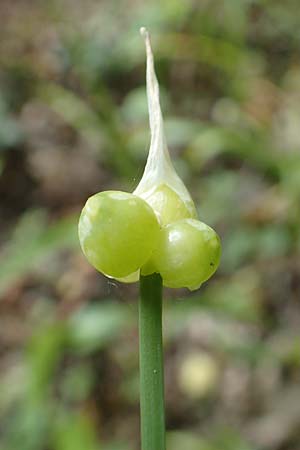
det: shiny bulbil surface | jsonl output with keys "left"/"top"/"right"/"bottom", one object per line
{"left": 152, "top": 219, "right": 221, "bottom": 290}
{"left": 141, "top": 183, "right": 197, "bottom": 226}
{"left": 78, "top": 191, "right": 160, "bottom": 278}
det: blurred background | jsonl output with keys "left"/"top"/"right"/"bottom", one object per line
{"left": 1, "top": 1, "right": 300, "bottom": 449}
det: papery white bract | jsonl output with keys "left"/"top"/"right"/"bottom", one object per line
{"left": 134, "top": 28, "right": 197, "bottom": 226}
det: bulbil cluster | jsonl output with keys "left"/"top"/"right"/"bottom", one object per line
{"left": 78, "top": 28, "right": 221, "bottom": 290}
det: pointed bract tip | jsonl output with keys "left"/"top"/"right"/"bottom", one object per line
{"left": 140, "top": 27, "right": 148, "bottom": 38}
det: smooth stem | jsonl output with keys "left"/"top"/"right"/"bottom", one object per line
{"left": 139, "top": 273, "right": 166, "bottom": 450}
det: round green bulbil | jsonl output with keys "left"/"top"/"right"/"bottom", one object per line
{"left": 78, "top": 190, "right": 160, "bottom": 278}
{"left": 152, "top": 218, "right": 221, "bottom": 290}
{"left": 143, "top": 183, "right": 197, "bottom": 226}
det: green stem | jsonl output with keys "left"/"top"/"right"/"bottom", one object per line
{"left": 139, "top": 273, "right": 166, "bottom": 450}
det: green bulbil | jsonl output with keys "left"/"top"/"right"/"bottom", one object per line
{"left": 78, "top": 191, "right": 160, "bottom": 278}
{"left": 143, "top": 183, "right": 197, "bottom": 226}
{"left": 152, "top": 219, "right": 221, "bottom": 290}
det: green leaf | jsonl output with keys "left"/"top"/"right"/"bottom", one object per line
{"left": 0, "top": 210, "right": 78, "bottom": 296}
{"left": 68, "top": 302, "right": 133, "bottom": 354}
{"left": 27, "top": 323, "right": 67, "bottom": 401}
{"left": 54, "top": 413, "right": 101, "bottom": 450}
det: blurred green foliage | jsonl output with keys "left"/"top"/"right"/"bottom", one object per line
{"left": 0, "top": 0, "right": 300, "bottom": 449}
